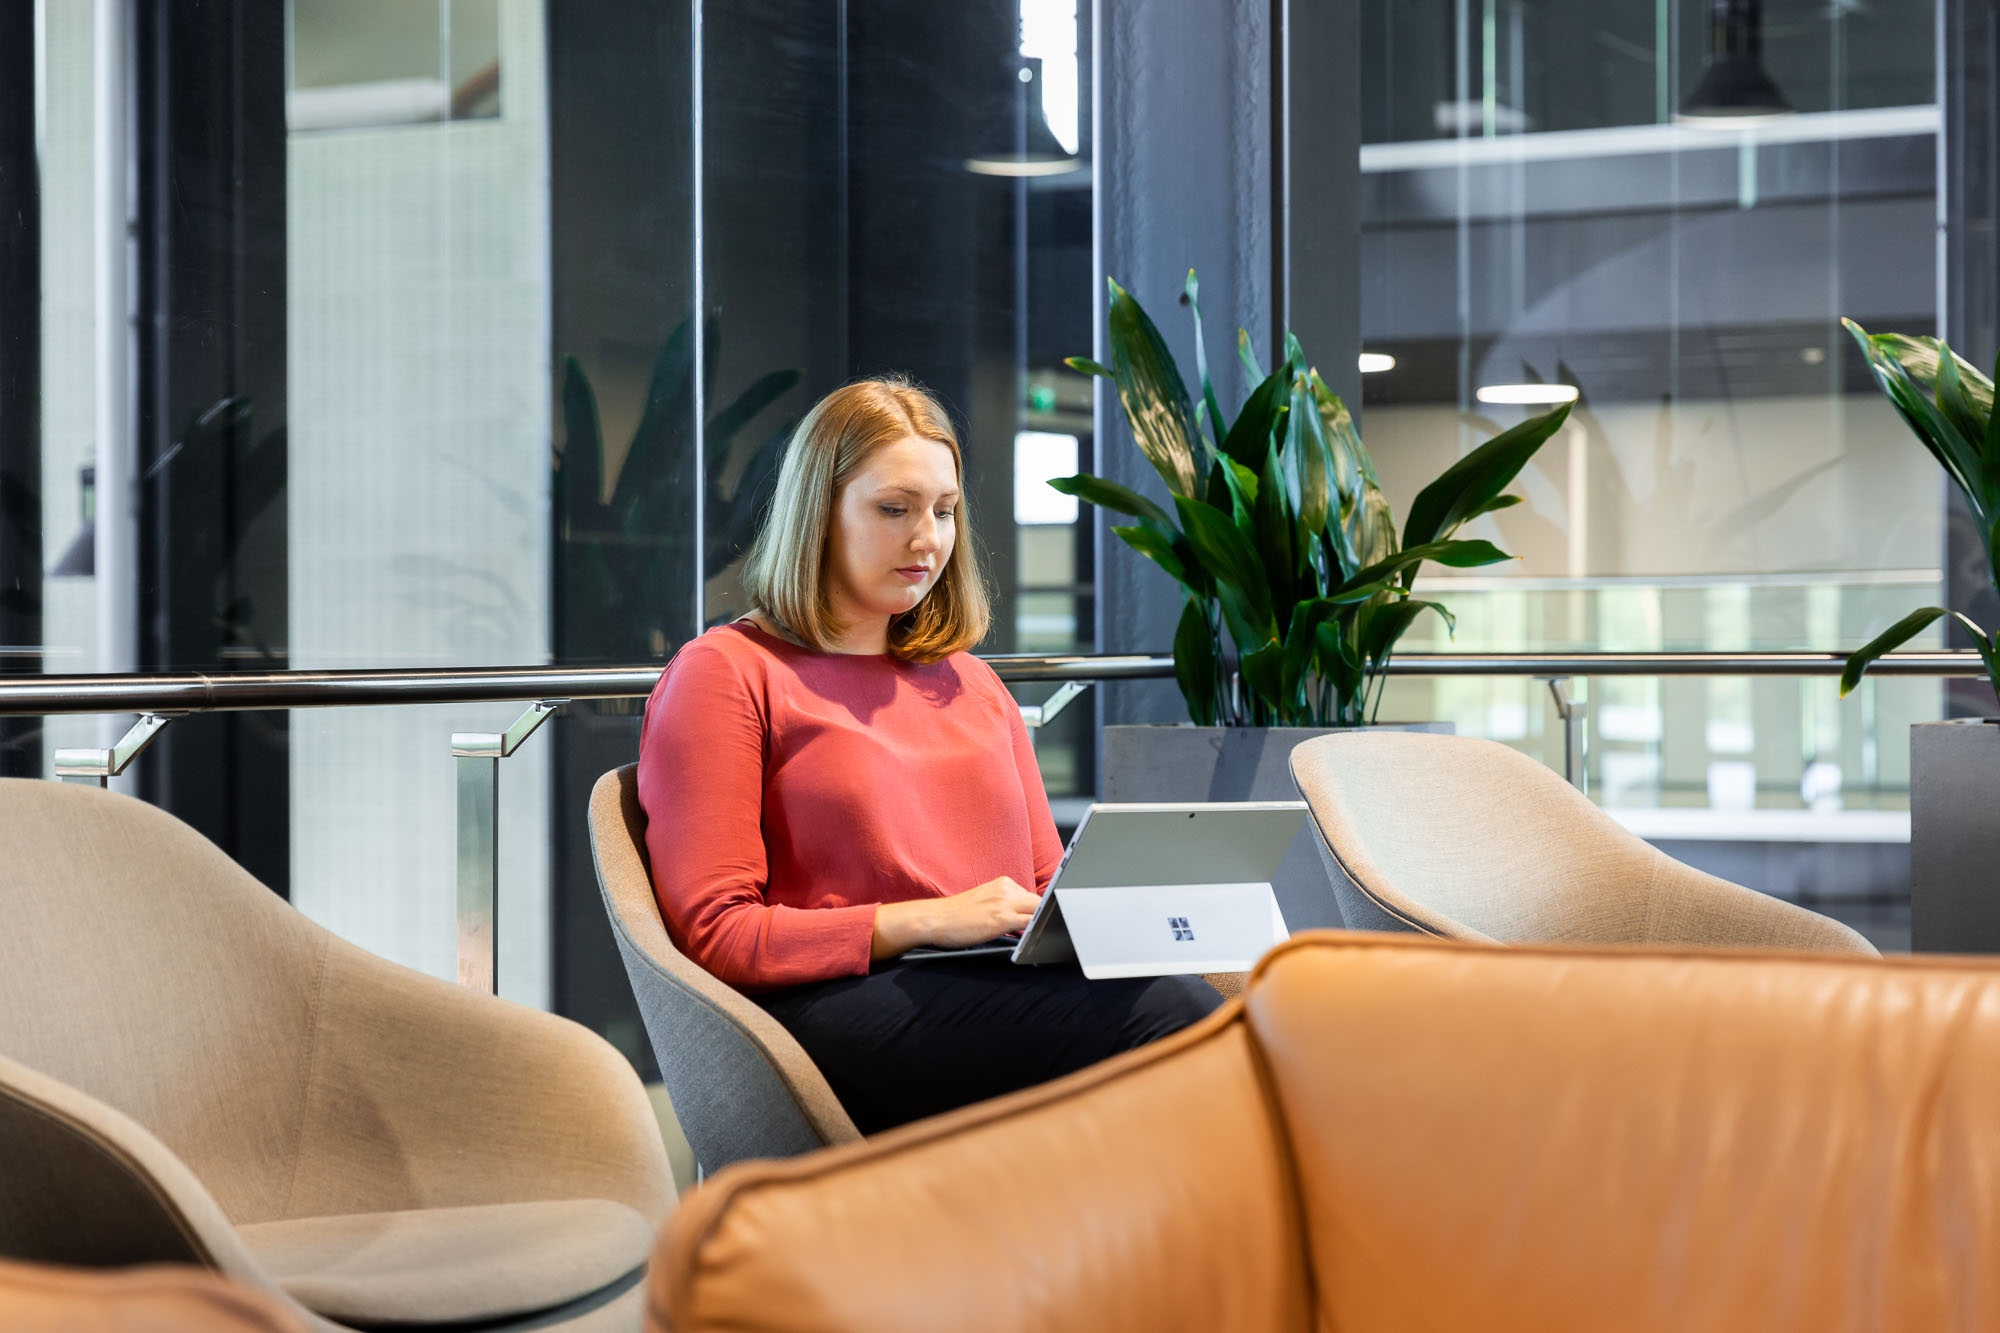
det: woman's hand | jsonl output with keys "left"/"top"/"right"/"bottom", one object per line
{"left": 870, "top": 876, "right": 1042, "bottom": 959}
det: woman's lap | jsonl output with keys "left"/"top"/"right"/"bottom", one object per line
{"left": 754, "top": 958, "right": 1223, "bottom": 1134}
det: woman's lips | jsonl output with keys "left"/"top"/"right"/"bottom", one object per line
{"left": 896, "top": 566, "right": 930, "bottom": 583}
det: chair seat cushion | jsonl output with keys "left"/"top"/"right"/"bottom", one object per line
{"left": 237, "top": 1199, "right": 652, "bottom": 1324}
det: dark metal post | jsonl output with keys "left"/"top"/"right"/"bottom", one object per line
{"left": 0, "top": 0, "right": 43, "bottom": 777}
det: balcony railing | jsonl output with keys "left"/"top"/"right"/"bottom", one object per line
{"left": 3, "top": 650, "right": 1984, "bottom": 993}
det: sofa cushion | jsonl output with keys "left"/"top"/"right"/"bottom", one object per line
{"left": 1246, "top": 934, "right": 2000, "bottom": 1332}
{"left": 239, "top": 1199, "right": 652, "bottom": 1324}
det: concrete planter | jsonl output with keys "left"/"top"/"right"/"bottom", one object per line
{"left": 1911, "top": 719, "right": 2000, "bottom": 953}
{"left": 1103, "top": 723, "right": 1453, "bottom": 932}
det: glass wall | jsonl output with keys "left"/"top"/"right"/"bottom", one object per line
{"left": 22, "top": 0, "right": 1097, "bottom": 1052}
{"left": 14, "top": 0, "right": 1967, "bottom": 1017}
{"left": 1358, "top": 0, "right": 1940, "bottom": 940}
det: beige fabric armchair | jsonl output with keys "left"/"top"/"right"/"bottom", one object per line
{"left": 0, "top": 778, "right": 675, "bottom": 1332}
{"left": 1289, "top": 731, "right": 1877, "bottom": 955}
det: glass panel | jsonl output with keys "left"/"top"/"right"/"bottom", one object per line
{"left": 1360, "top": 0, "right": 1940, "bottom": 946}
{"left": 697, "top": 0, "right": 1095, "bottom": 799}
{"left": 285, "top": 0, "right": 551, "bottom": 999}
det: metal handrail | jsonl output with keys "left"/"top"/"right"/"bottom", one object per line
{"left": 0, "top": 649, "right": 1985, "bottom": 716}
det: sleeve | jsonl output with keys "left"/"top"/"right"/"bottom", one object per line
{"left": 636, "top": 639, "right": 877, "bottom": 992}
{"left": 997, "top": 672, "right": 1066, "bottom": 894}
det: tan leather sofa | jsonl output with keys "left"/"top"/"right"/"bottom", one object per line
{"left": 0, "top": 1259, "right": 307, "bottom": 1333}
{"left": 652, "top": 931, "right": 2000, "bottom": 1331}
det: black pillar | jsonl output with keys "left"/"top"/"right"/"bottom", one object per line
{"left": 847, "top": 0, "right": 1021, "bottom": 650}
{"left": 547, "top": 0, "right": 697, "bottom": 1061}
{"left": 132, "top": 0, "right": 289, "bottom": 890}
{"left": 0, "top": 0, "right": 42, "bottom": 778}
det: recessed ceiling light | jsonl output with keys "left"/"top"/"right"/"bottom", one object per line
{"left": 1358, "top": 353, "right": 1396, "bottom": 374}
{"left": 1475, "top": 384, "right": 1580, "bottom": 406}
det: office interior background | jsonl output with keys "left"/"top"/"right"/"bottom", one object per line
{"left": 4, "top": 0, "right": 1996, "bottom": 1071}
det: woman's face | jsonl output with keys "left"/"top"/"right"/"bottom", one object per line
{"left": 826, "top": 434, "right": 960, "bottom": 640}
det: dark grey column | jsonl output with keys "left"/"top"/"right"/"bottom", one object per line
{"left": 131, "top": 0, "right": 289, "bottom": 891}
{"left": 1092, "top": 0, "right": 1361, "bottom": 727}
{"left": 0, "top": 0, "right": 41, "bottom": 778}
{"left": 1280, "top": 0, "right": 1361, "bottom": 416}
{"left": 546, "top": 0, "right": 697, "bottom": 1063}
{"left": 1942, "top": 0, "right": 2000, "bottom": 717}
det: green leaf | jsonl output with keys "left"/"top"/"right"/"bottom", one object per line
{"left": 1283, "top": 372, "right": 1332, "bottom": 542}
{"left": 1110, "top": 525, "right": 1193, "bottom": 589}
{"left": 1845, "top": 319, "right": 1994, "bottom": 518}
{"left": 1401, "top": 402, "right": 1570, "bottom": 551}
{"left": 1219, "top": 457, "right": 1259, "bottom": 530}
{"left": 1314, "top": 619, "right": 1364, "bottom": 717}
{"left": 1281, "top": 600, "right": 1349, "bottom": 704}
{"left": 1047, "top": 473, "right": 1174, "bottom": 528}
{"left": 1332, "top": 538, "right": 1512, "bottom": 598}
{"left": 1173, "top": 598, "right": 1221, "bottom": 726}
{"left": 1310, "top": 375, "right": 1396, "bottom": 575}
{"left": 1238, "top": 641, "right": 1288, "bottom": 717}
{"left": 1175, "top": 495, "right": 1274, "bottom": 647}
{"left": 1988, "top": 345, "right": 2000, "bottom": 468}
{"left": 1237, "top": 327, "right": 1265, "bottom": 386}
{"left": 1863, "top": 326, "right": 1995, "bottom": 421}
{"left": 1183, "top": 270, "right": 1229, "bottom": 458}
{"left": 1461, "top": 493, "right": 1524, "bottom": 521}
{"left": 1255, "top": 442, "right": 1299, "bottom": 611}
{"left": 1935, "top": 340, "right": 1989, "bottom": 454}
{"left": 1220, "top": 368, "right": 1292, "bottom": 473}
{"left": 1065, "top": 356, "right": 1113, "bottom": 379}
{"left": 1839, "top": 606, "right": 1986, "bottom": 697}
{"left": 1872, "top": 355, "right": 1989, "bottom": 517}
{"left": 1106, "top": 277, "right": 1202, "bottom": 497}
{"left": 1359, "top": 598, "right": 1455, "bottom": 668}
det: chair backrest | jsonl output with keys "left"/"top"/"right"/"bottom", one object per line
{"left": 655, "top": 933, "right": 2000, "bottom": 1332}
{"left": 587, "top": 766, "right": 860, "bottom": 1173}
{"left": 1289, "top": 731, "right": 1875, "bottom": 953}
{"left": 0, "top": 780, "right": 330, "bottom": 1222}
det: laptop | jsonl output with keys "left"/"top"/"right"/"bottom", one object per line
{"left": 900, "top": 802, "right": 1305, "bottom": 980}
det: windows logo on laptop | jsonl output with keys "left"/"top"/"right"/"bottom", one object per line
{"left": 1168, "top": 916, "right": 1195, "bottom": 942}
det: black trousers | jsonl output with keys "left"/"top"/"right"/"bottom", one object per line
{"left": 754, "top": 957, "right": 1224, "bottom": 1134}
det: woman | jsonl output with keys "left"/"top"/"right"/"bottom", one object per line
{"left": 636, "top": 376, "right": 1220, "bottom": 1133}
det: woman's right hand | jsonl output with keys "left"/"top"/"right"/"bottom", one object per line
{"left": 870, "top": 877, "right": 1042, "bottom": 959}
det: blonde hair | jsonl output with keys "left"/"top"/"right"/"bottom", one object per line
{"left": 742, "top": 376, "right": 990, "bottom": 662}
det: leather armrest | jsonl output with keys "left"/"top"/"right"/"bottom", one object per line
{"left": 0, "top": 1259, "right": 307, "bottom": 1333}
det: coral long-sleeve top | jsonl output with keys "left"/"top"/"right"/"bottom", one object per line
{"left": 636, "top": 621, "right": 1064, "bottom": 993}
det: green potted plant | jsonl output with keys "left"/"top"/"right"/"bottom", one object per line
{"left": 1838, "top": 317, "right": 2000, "bottom": 952}
{"left": 1057, "top": 272, "right": 1570, "bottom": 928}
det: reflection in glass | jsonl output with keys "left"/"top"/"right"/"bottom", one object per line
{"left": 1360, "top": 1, "right": 1939, "bottom": 944}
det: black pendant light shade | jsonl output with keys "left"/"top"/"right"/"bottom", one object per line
{"left": 1679, "top": 0, "right": 1793, "bottom": 124}
{"left": 965, "top": 57, "right": 1079, "bottom": 177}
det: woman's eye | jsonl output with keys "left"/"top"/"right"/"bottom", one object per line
{"left": 936, "top": 510, "right": 956, "bottom": 520}
{"left": 879, "top": 505, "right": 906, "bottom": 517}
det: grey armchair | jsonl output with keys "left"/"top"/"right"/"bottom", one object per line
{"left": 1289, "top": 732, "right": 1878, "bottom": 955}
{"left": 588, "top": 766, "right": 861, "bottom": 1177}
{"left": 0, "top": 778, "right": 675, "bottom": 1332}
